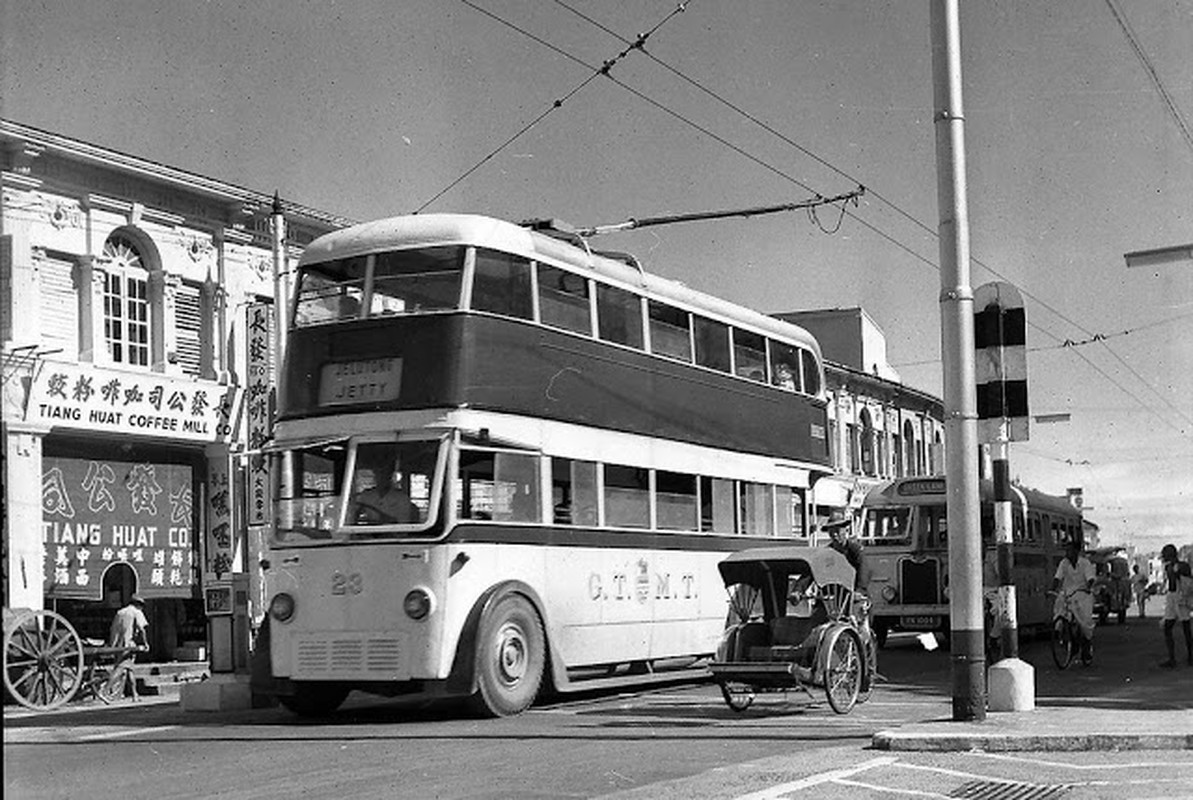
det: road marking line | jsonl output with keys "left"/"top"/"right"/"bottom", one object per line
{"left": 966, "top": 752, "right": 1193, "bottom": 770}
{"left": 835, "top": 777, "right": 951, "bottom": 798}
{"left": 78, "top": 725, "right": 177, "bottom": 741}
{"left": 730, "top": 756, "right": 898, "bottom": 800}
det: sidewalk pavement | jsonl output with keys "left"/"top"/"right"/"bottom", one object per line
{"left": 874, "top": 706, "right": 1193, "bottom": 752}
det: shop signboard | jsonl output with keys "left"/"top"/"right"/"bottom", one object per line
{"left": 245, "top": 302, "right": 273, "bottom": 526}
{"left": 27, "top": 360, "right": 240, "bottom": 443}
{"left": 42, "top": 456, "right": 196, "bottom": 599}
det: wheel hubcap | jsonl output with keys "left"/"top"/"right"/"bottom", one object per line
{"left": 497, "top": 624, "right": 526, "bottom": 684}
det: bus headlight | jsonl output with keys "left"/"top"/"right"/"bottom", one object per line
{"left": 881, "top": 584, "right": 897, "bottom": 602}
{"left": 404, "top": 588, "right": 433, "bottom": 620}
{"left": 269, "top": 592, "right": 295, "bottom": 623}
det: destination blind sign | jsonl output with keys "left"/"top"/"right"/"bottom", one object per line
{"left": 319, "top": 358, "right": 402, "bottom": 405}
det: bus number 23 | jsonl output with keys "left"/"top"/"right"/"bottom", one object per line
{"left": 331, "top": 571, "right": 363, "bottom": 595}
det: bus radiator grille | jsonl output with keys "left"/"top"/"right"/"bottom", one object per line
{"left": 900, "top": 559, "right": 941, "bottom": 605}
{"left": 294, "top": 634, "right": 403, "bottom": 677}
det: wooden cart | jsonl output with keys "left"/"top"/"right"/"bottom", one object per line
{"left": 3, "top": 607, "right": 142, "bottom": 711}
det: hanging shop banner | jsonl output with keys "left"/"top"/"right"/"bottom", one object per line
{"left": 207, "top": 452, "right": 235, "bottom": 578}
{"left": 42, "top": 456, "right": 196, "bottom": 600}
{"left": 245, "top": 302, "right": 274, "bottom": 526}
{"left": 27, "top": 360, "right": 240, "bottom": 443}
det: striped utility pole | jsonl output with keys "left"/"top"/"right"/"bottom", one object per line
{"left": 931, "top": 0, "right": 986, "bottom": 722}
{"left": 974, "top": 280, "right": 1033, "bottom": 711}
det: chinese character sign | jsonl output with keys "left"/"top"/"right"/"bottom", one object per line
{"left": 42, "top": 457, "right": 195, "bottom": 599}
{"left": 28, "top": 361, "right": 240, "bottom": 443}
{"left": 207, "top": 454, "right": 235, "bottom": 577}
{"left": 246, "top": 302, "right": 274, "bottom": 526}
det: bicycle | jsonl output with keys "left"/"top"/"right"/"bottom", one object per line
{"left": 1049, "top": 589, "right": 1092, "bottom": 669}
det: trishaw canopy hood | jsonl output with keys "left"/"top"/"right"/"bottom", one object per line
{"left": 716, "top": 546, "right": 855, "bottom": 590}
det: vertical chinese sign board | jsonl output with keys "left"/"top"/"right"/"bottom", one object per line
{"left": 43, "top": 458, "right": 196, "bottom": 599}
{"left": 245, "top": 302, "right": 274, "bottom": 526}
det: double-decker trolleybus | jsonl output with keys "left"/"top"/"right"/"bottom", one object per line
{"left": 262, "top": 213, "right": 832, "bottom": 716}
{"left": 858, "top": 476, "right": 1083, "bottom": 647}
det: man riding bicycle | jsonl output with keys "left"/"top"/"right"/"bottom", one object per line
{"left": 1051, "top": 539, "right": 1096, "bottom": 663}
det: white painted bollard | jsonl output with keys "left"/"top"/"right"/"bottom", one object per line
{"left": 987, "top": 657, "right": 1035, "bottom": 712}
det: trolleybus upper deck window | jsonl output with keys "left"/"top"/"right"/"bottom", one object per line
{"left": 293, "top": 257, "right": 368, "bottom": 326}
{"left": 472, "top": 249, "right": 534, "bottom": 320}
{"left": 372, "top": 246, "right": 464, "bottom": 314}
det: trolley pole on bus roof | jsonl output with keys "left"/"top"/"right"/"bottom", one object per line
{"left": 930, "top": 0, "right": 986, "bottom": 722}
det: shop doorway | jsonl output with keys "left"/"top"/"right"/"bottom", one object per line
{"left": 102, "top": 563, "right": 138, "bottom": 609}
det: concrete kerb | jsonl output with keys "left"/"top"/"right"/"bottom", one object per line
{"left": 873, "top": 708, "right": 1193, "bottom": 752}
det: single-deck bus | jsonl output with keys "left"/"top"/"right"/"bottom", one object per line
{"left": 263, "top": 213, "right": 832, "bottom": 716}
{"left": 859, "top": 476, "right": 1082, "bottom": 646}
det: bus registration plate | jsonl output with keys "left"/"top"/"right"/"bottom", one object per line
{"left": 900, "top": 615, "right": 940, "bottom": 629}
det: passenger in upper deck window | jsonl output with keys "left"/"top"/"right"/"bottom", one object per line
{"left": 773, "top": 363, "right": 797, "bottom": 391}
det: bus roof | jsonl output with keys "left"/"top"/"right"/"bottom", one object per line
{"left": 298, "top": 213, "right": 823, "bottom": 353}
{"left": 862, "top": 475, "right": 1081, "bottom": 516}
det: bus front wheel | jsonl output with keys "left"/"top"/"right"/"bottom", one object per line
{"left": 470, "top": 594, "right": 545, "bottom": 717}
{"left": 278, "top": 682, "right": 349, "bottom": 717}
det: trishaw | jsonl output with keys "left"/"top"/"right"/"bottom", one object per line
{"left": 708, "top": 546, "right": 874, "bottom": 715}
{"left": 3, "top": 607, "right": 143, "bottom": 711}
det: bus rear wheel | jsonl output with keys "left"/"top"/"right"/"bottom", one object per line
{"left": 470, "top": 594, "right": 545, "bottom": 717}
{"left": 278, "top": 682, "right": 349, "bottom": 717}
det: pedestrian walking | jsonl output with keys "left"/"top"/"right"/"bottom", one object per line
{"left": 1158, "top": 543, "right": 1193, "bottom": 669}
{"left": 1132, "top": 563, "right": 1149, "bottom": 619}
{"left": 108, "top": 593, "right": 148, "bottom": 650}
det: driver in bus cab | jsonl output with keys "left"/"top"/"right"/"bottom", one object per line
{"left": 349, "top": 446, "right": 420, "bottom": 525}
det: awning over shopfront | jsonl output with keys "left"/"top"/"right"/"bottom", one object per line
{"left": 42, "top": 456, "right": 197, "bottom": 600}
{"left": 811, "top": 475, "right": 882, "bottom": 511}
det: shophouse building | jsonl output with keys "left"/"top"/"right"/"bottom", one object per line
{"left": 1, "top": 120, "right": 349, "bottom": 660}
{"left": 775, "top": 308, "right": 946, "bottom": 524}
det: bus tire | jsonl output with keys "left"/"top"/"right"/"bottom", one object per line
{"left": 278, "top": 682, "right": 349, "bottom": 717}
{"left": 470, "top": 593, "right": 544, "bottom": 717}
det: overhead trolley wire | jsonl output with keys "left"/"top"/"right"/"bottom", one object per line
{"left": 1104, "top": 0, "right": 1193, "bottom": 155}
{"left": 551, "top": 0, "right": 1191, "bottom": 435}
{"left": 420, "top": 1, "right": 690, "bottom": 213}
{"left": 452, "top": 1, "right": 1189, "bottom": 435}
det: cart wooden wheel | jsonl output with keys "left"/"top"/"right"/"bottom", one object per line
{"left": 822, "top": 626, "right": 863, "bottom": 715}
{"left": 719, "top": 681, "right": 755, "bottom": 712}
{"left": 3, "top": 609, "right": 85, "bottom": 711}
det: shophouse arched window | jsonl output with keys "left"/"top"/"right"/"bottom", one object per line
{"left": 903, "top": 419, "right": 917, "bottom": 476}
{"left": 102, "top": 234, "right": 151, "bottom": 367}
{"left": 859, "top": 408, "right": 875, "bottom": 476}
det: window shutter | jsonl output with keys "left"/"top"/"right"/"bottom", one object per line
{"left": 175, "top": 281, "right": 202, "bottom": 376}
{"left": 39, "top": 255, "right": 78, "bottom": 356}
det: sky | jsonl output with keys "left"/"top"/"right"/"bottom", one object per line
{"left": 3, "top": 0, "right": 1190, "bottom": 554}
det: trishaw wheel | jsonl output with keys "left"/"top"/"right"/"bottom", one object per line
{"left": 823, "top": 627, "right": 862, "bottom": 715}
{"left": 719, "top": 681, "right": 754, "bottom": 712}
{"left": 3, "top": 609, "right": 85, "bottom": 711}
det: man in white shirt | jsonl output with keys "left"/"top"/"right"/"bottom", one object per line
{"left": 1052, "top": 540, "right": 1096, "bottom": 663}
{"left": 108, "top": 594, "right": 148, "bottom": 649}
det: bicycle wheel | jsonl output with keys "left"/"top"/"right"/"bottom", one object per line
{"left": 823, "top": 627, "right": 863, "bottom": 714}
{"left": 1050, "top": 616, "right": 1073, "bottom": 670}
